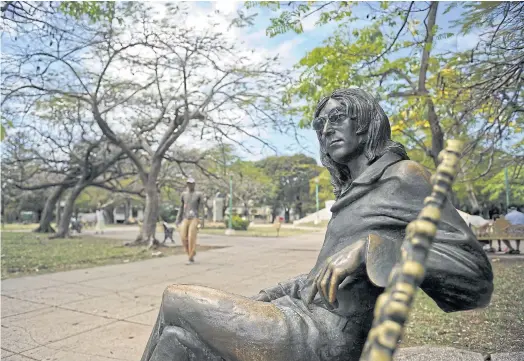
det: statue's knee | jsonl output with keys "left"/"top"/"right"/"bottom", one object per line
{"left": 162, "top": 326, "right": 195, "bottom": 345}
{"left": 162, "top": 284, "right": 200, "bottom": 310}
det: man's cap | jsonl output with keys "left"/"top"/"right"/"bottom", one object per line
{"left": 187, "top": 177, "right": 195, "bottom": 184}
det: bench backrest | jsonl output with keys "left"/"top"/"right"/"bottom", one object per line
{"left": 493, "top": 218, "right": 510, "bottom": 233}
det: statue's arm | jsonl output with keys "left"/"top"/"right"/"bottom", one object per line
{"left": 366, "top": 161, "right": 493, "bottom": 313}
{"left": 418, "top": 222, "right": 494, "bottom": 312}
{"left": 251, "top": 274, "right": 308, "bottom": 301}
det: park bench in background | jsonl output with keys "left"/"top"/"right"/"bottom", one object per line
{"left": 474, "top": 218, "right": 524, "bottom": 252}
{"left": 162, "top": 222, "right": 175, "bottom": 244}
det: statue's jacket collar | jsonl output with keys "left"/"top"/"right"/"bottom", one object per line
{"left": 331, "top": 151, "right": 404, "bottom": 213}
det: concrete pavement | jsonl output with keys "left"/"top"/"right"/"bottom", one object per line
{"left": 2, "top": 228, "right": 522, "bottom": 361}
{"left": 1, "top": 231, "right": 325, "bottom": 361}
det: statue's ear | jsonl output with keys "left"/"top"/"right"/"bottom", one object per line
{"left": 365, "top": 234, "right": 398, "bottom": 288}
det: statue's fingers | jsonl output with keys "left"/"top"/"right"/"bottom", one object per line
{"left": 304, "top": 282, "right": 318, "bottom": 306}
{"left": 305, "top": 267, "right": 326, "bottom": 305}
{"left": 319, "top": 268, "right": 334, "bottom": 310}
{"left": 328, "top": 269, "right": 343, "bottom": 307}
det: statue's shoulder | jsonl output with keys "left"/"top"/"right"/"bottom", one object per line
{"left": 384, "top": 159, "right": 432, "bottom": 184}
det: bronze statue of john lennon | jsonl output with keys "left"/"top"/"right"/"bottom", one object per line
{"left": 140, "top": 88, "right": 494, "bottom": 361}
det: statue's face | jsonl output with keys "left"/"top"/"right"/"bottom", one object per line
{"left": 318, "top": 98, "right": 363, "bottom": 164}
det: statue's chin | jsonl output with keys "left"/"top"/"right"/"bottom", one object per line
{"left": 329, "top": 151, "right": 358, "bottom": 165}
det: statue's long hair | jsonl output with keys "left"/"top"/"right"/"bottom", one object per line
{"left": 315, "top": 88, "right": 409, "bottom": 199}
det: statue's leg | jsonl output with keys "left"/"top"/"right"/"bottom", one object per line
{"left": 141, "top": 284, "right": 295, "bottom": 361}
{"left": 147, "top": 325, "right": 222, "bottom": 361}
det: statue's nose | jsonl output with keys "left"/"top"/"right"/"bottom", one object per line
{"left": 323, "top": 120, "right": 334, "bottom": 136}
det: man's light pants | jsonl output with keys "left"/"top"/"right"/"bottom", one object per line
{"left": 179, "top": 218, "right": 198, "bottom": 259}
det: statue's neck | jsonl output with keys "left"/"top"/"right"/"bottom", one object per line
{"left": 346, "top": 153, "right": 369, "bottom": 181}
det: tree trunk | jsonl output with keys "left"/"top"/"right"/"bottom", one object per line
{"left": 105, "top": 205, "right": 115, "bottom": 224}
{"left": 427, "top": 99, "right": 445, "bottom": 166}
{"left": 133, "top": 160, "right": 162, "bottom": 247}
{"left": 124, "top": 198, "right": 131, "bottom": 224}
{"left": 34, "top": 185, "right": 67, "bottom": 233}
{"left": 418, "top": 2, "right": 444, "bottom": 166}
{"left": 52, "top": 184, "right": 84, "bottom": 238}
{"left": 466, "top": 183, "right": 480, "bottom": 213}
{"left": 55, "top": 194, "right": 62, "bottom": 225}
{"left": 134, "top": 180, "right": 160, "bottom": 247}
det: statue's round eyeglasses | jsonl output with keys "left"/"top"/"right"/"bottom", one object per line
{"left": 311, "top": 111, "right": 347, "bottom": 131}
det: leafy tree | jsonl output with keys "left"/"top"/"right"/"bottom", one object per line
{"left": 309, "top": 168, "right": 335, "bottom": 209}
{"left": 2, "top": 3, "right": 292, "bottom": 246}
{"left": 256, "top": 154, "right": 321, "bottom": 222}
{"left": 243, "top": 1, "right": 523, "bottom": 210}
{"left": 229, "top": 160, "right": 272, "bottom": 216}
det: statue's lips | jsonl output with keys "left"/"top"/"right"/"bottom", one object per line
{"left": 329, "top": 139, "right": 344, "bottom": 147}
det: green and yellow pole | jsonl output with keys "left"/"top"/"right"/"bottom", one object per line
{"left": 229, "top": 174, "right": 233, "bottom": 231}
{"left": 504, "top": 167, "right": 510, "bottom": 211}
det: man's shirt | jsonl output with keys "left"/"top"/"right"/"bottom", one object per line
{"left": 505, "top": 210, "right": 524, "bottom": 225}
{"left": 179, "top": 191, "right": 203, "bottom": 220}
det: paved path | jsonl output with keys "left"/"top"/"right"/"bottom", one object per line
{"left": 2, "top": 229, "right": 522, "bottom": 361}
{"left": 1, "top": 231, "right": 325, "bottom": 361}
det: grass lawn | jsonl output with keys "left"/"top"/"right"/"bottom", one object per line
{"left": 403, "top": 258, "right": 524, "bottom": 354}
{"left": 1, "top": 223, "right": 44, "bottom": 231}
{"left": 199, "top": 227, "right": 309, "bottom": 237}
{"left": 1, "top": 232, "right": 220, "bottom": 279}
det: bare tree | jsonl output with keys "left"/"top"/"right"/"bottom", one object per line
{"left": 2, "top": 2, "right": 293, "bottom": 247}
{"left": 1, "top": 96, "right": 140, "bottom": 236}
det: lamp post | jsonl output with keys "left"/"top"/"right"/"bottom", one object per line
{"left": 225, "top": 174, "right": 235, "bottom": 235}
{"left": 315, "top": 177, "right": 320, "bottom": 225}
{"left": 504, "top": 167, "right": 511, "bottom": 212}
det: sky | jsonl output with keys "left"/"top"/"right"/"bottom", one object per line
{"left": 180, "top": 1, "right": 339, "bottom": 162}
{"left": 180, "top": 1, "right": 480, "bottom": 163}
{"left": 2, "top": 1, "right": 482, "bottom": 165}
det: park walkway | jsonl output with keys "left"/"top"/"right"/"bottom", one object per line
{"left": 2, "top": 229, "right": 522, "bottom": 361}
{"left": 1, "top": 231, "right": 324, "bottom": 361}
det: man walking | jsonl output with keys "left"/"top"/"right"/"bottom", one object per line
{"left": 176, "top": 178, "right": 203, "bottom": 265}
{"left": 95, "top": 204, "right": 105, "bottom": 234}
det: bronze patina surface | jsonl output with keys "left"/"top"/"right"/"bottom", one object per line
{"left": 140, "top": 88, "right": 494, "bottom": 361}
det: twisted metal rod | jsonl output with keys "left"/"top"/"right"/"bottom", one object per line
{"left": 359, "top": 140, "right": 464, "bottom": 361}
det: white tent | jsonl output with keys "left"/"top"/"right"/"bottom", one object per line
{"left": 456, "top": 209, "right": 491, "bottom": 228}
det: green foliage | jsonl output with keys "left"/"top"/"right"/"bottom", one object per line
{"left": 58, "top": 1, "right": 117, "bottom": 23}
{"left": 1, "top": 231, "right": 219, "bottom": 279}
{"left": 256, "top": 154, "right": 321, "bottom": 216}
{"left": 225, "top": 215, "right": 250, "bottom": 231}
{"left": 249, "top": 1, "right": 523, "bottom": 213}
{"left": 0, "top": 116, "right": 14, "bottom": 142}
{"left": 403, "top": 261, "right": 524, "bottom": 353}
{"left": 479, "top": 167, "right": 524, "bottom": 205}
{"left": 1, "top": 232, "right": 148, "bottom": 279}
{"left": 229, "top": 160, "right": 272, "bottom": 207}
{"left": 159, "top": 204, "right": 178, "bottom": 223}
{"left": 309, "top": 169, "right": 335, "bottom": 206}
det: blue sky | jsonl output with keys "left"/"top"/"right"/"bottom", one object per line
{"left": 192, "top": 1, "right": 480, "bottom": 163}
{"left": 2, "top": 1, "right": 483, "bottom": 164}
